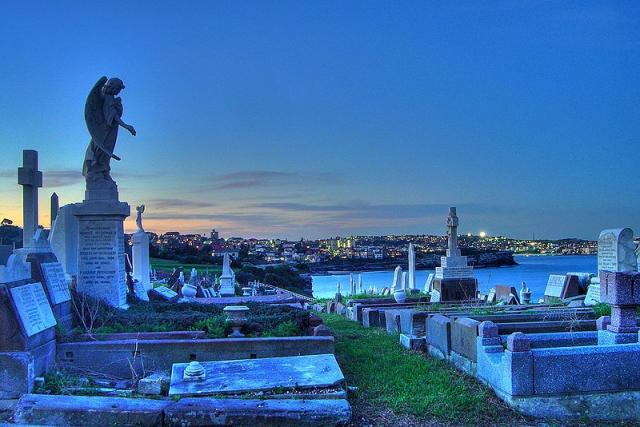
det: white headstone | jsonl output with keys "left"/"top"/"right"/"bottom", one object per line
{"left": 401, "top": 271, "right": 408, "bottom": 290}
{"left": 132, "top": 207, "right": 151, "bottom": 292}
{"left": 133, "top": 280, "right": 150, "bottom": 302}
{"left": 392, "top": 266, "right": 402, "bottom": 290}
{"left": 544, "top": 274, "right": 567, "bottom": 298}
{"left": 408, "top": 243, "right": 416, "bottom": 290}
{"left": 151, "top": 285, "right": 178, "bottom": 301}
{"left": 584, "top": 279, "right": 601, "bottom": 306}
{"left": 597, "top": 228, "right": 637, "bottom": 273}
{"left": 40, "top": 262, "right": 71, "bottom": 304}
{"left": 219, "top": 253, "right": 235, "bottom": 296}
{"left": 9, "top": 282, "right": 56, "bottom": 337}
{"left": 49, "top": 203, "right": 80, "bottom": 276}
{"left": 424, "top": 273, "right": 434, "bottom": 292}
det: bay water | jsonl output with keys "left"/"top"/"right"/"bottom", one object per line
{"left": 311, "top": 255, "right": 597, "bottom": 302}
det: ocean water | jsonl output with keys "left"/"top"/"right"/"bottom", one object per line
{"left": 311, "top": 255, "right": 597, "bottom": 302}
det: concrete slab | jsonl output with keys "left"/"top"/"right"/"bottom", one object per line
{"left": 169, "top": 354, "right": 345, "bottom": 397}
{"left": 164, "top": 397, "right": 351, "bottom": 426}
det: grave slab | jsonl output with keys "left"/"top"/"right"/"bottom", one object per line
{"left": 169, "top": 354, "right": 345, "bottom": 397}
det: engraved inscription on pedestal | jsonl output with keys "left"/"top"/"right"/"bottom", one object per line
{"left": 77, "top": 220, "right": 127, "bottom": 307}
{"left": 9, "top": 282, "right": 57, "bottom": 337}
{"left": 40, "top": 262, "right": 71, "bottom": 305}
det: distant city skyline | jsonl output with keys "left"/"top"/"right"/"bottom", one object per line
{"left": 1, "top": 2, "right": 639, "bottom": 240}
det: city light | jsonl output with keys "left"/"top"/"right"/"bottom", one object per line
{"left": 479, "top": 231, "right": 487, "bottom": 238}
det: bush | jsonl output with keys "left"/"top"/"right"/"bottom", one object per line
{"left": 262, "top": 320, "right": 300, "bottom": 337}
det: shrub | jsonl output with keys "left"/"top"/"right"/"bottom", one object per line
{"left": 262, "top": 320, "right": 300, "bottom": 337}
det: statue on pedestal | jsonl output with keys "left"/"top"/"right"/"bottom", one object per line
{"left": 83, "top": 76, "right": 136, "bottom": 193}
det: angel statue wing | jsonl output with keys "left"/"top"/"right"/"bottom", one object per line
{"left": 84, "top": 76, "right": 121, "bottom": 161}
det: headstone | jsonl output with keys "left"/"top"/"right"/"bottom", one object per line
{"left": 392, "top": 266, "right": 402, "bottom": 290}
{"left": 149, "top": 285, "right": 178, "bottom": 302}
{"left": 598, "top": 228, "right": 637, "bottom": 273}
{"left": 424, "top": 273, "right": 434, "bottom": 292}
{"left": 408, "top": 243, "right": 416, "bottom": 290}
{"left": 544, "top": 275, "right": 567, "bottom": 301}
{"left": 584, "top": 277, "right": 601, "bottom": 306}
{"left": 486, "top": 288, "right": 496, "bottom": 304}
{"left": 39, "top": 262, "right": 71, "bottom": 305}
{"left": 8, "top": 282, "right": 56, "bottom": 337}
{"left": 133, "top": 280, "right": 150, "bottom": 302}
{"left": 495, "top": 285, "right": 519, "bottom": 304}
{"left": 544, "top": 274, "right": 580, "bottom": 302}
{"left": 18, "top": 150, "right": 42, "bottom": 248}
{"left": 75, "top": 201, "right": 130, "bottom": 309}
{"left": 132, "top": 205, "right": 151, "bottom": 291}
{"left": 48, "top": 203, "right": 81, "bottom": 276}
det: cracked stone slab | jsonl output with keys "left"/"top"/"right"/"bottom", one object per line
{"left": 169, "top": 354, "right": 345, "bottom": 397}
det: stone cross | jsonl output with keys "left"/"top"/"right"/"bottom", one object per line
{"left": 18, "top": 150, "right": 42, "bottom": 247}
{"left": 446, "top": 207, "right": 460, "bottom": 257}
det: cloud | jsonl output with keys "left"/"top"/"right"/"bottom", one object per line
{"left": 45, "top": 170, "right": 83, "bottom": 187}
{"left": 249, "top": 202, "right": 502, "bottom": 220}
{"left": 147, "top": 198, "right": 216, "bottom": 209}
{"left": 203, "top": 170, "right": 340, "bottom": 191}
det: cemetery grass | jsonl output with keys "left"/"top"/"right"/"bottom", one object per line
{"left": 150, "top": 257, "right": 222, "bottom": 274}
{"left": 321, "top": 313, "right": 529, "bottom": 426}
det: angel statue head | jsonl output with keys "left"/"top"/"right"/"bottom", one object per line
{"left": 103, "top": 78, "right": 125, "bottom": 96}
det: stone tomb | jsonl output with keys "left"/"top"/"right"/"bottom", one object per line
{"left": 169, "top": 354, "right": 345, "bottom": 397}
{"left": 0, "top": 281, "right": 57, "bottom": 375}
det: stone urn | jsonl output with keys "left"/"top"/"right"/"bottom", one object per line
{"left": 181, "top": 282, "right": 197, "bottom": 299}
{"left": 183, "top": 360, "right": 206, "bottom": 382}
{"left": 393, "top": 288, "right": 407, "bottom": 304}
{"left": 223, "top": 305, "right": 250, "bottom": 338}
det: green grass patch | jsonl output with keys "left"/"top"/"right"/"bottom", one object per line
{"left": 150, "top": 257, "right": 222, "bottom": 275}
{"left": 321, "top": 313, "right": 520, "bottom": 424}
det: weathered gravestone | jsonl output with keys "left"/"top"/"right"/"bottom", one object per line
{"left": 584, "top": 280, "right": 601, "bottom": 306}
{"left": 0, "top": 281, "right": 57, "bottom": 375}
{"left": 495, "top": 285, "right": 519, "bottom": 304}
{"left": 598, "top": 228, "right": 637, "bottom": 273}
{"left": 543, "top": 274, "right": 580, "bottom": 303}
{"left": 149, "top": 286, "right": 178, "bottom": 302}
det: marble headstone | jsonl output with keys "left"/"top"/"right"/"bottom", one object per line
{"left": 598, "top": 228, "right": 637, "bottom": 273}
{"left": 9, "top": 282, "right": 56, "bottom": 337}
{"left": 40, "top": 262, "right": 71, "bottom": 305}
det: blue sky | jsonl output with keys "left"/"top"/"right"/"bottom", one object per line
{"left": 1, "top": 1, "right": 638, "bottom": 239}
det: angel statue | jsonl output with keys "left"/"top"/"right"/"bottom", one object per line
{"left": 135, "top": 204, "right": 145, "bottom": 233}
{"left": 83, "top": 76, "right": 136, "bottom": 191}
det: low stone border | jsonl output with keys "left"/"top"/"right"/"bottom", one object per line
{"left": 12, "top": 394, "right": 351, "bottom": 426}
{"left": 57, "top": 336, "right": 335, "bottom": 378}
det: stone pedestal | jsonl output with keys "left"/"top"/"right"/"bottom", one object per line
{"left": 132, "top": 231, "right": 151, "bottom": 291}
{"left": 431, "top": 277, "right": 478, "bottom": 302}
{"left": 597, "top": 271, "right": 640, "bottom": 345}
{"left": 74, "top": 200, "right": 130, "bottom": 309}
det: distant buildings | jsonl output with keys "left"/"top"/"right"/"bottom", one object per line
{"left": 149, "top": 229, "right": 597, "bottom": 266}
